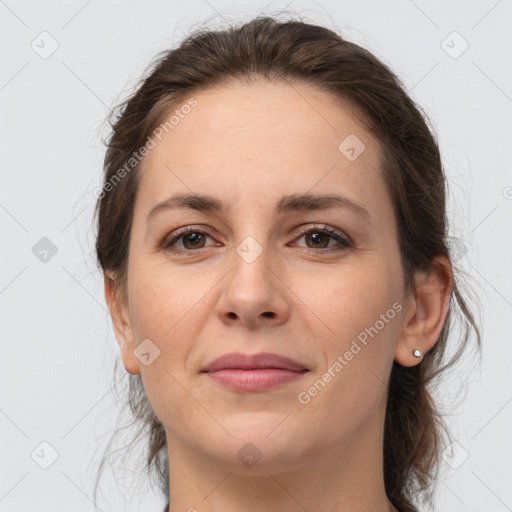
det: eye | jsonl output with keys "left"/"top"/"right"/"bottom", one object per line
{"left": 291, "top": 225, "right": 352, "bottom": 253}
{"left": 162, "top": 226, "right": 218, "bottom": 253}
{"left": 161, "top": 224, "right": 352, "bottom": 255}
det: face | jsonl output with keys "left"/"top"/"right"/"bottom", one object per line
{"left": 112, "top": 80, "right": 413, "bottom": 473}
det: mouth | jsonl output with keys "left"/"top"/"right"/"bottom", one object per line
{"left": 201, "top": 352, "right": 309, "bottom": 392}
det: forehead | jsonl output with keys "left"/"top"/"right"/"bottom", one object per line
{"left": 136, "top": 80, "right": 389, "bottom": 222}
{"left": 150, "top": 79, "right": 379, "bottom": 160}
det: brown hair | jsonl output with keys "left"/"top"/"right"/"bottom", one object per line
{"left": 93, "top": 15, "right": 481, "bottom": 511}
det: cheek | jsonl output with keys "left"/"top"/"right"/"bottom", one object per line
{"left": 127, "top": 265, "right": 213, "bottom": 427}
{"left": 291, "top": 265, "right": 402, "bottom": 443}
{"left": 126, "top": 260, "right": 212, "bottom": 370}
{"left": 292, "top": 260, "right": 402, "bottom": 350}
{"left": 291, "top": 259, "right": 403, "bottom": 411}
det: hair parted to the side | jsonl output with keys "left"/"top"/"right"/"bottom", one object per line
{"left": 93, "top": 14, "right": 481, "bottom": 512}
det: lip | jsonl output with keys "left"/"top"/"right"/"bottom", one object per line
{"left": 202, "top": 352, "right": 307, "bottom": 372}
{"left": 201, "top": 352, "right": 309, "bottom": 392}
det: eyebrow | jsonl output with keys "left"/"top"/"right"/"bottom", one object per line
{"left": 146, "top": 192, "right": 371, "bottom": 223}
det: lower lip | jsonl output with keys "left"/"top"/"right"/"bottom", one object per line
{"left": 205, "top": 369, "right": 307, "bottom": 392}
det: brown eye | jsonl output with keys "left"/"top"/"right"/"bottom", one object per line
{"left": 161, "top": 224, "right": 351, "bottom": 256}
{"left": 162, "top": 227, "right": 217, "bottom": 253}
{"left": 304, "top": 231, "right": 330, "bottom": 249}
{"left": 181, "top": 232, "right": 207, "bottom": 250}
{"left": 293, "top": 226, "right": 352, "bottom": 253}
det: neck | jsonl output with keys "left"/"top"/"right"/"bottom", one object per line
{"left": 165, "top": 400, "right": 396, "bottom": 512}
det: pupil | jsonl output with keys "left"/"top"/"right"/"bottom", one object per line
{"left": 309, "top": 232, "right": 327, "bottom": 248}
{"left": 187, "top": 233, "right": 202, "bottom": 247}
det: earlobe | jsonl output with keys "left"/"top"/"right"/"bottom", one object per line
{"left": 395, "top": 256, "right": 453, "bottom": 367}
{"left": 103, "top": 271, "right": 141, "bottom": 375}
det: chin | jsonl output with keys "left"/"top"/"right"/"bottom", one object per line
{"left": 195, "top": 421, "right": 308, "bottom": 474}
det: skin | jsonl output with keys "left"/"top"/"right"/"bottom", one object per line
{"left": 105, "top": 80, "right": 452, "bottom": 512}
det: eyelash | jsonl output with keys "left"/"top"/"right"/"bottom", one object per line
{"left": 161, "top": 224, "right": 353, "bottom": 255}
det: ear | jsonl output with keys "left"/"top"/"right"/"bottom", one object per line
{"left": 395, "top": 255, "right": 453, "bottom": 367}
{"left": 104, "top": 271, "right": 141, "bottom": 375}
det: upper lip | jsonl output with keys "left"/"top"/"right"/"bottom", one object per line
{"left": 201, "top": 352, "right": 308, "bottom": 372}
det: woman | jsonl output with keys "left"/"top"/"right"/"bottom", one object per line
{"left": 94, "top": 15, "right": 481, "bottom": 512}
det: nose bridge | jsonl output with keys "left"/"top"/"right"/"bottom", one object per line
{"left": 216, "top": 232, "right": 289, "bottom": 327}
{"left": 234, "top": 235, "right": 271, "bottom": 291}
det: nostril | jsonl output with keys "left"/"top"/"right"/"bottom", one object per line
{"left": 227, "top": 312, "right": 237, "bottom": 319}
{"left": 262, "top": 311, "right": 275, "bottom": 318}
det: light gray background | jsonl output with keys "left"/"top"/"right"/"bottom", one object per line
{"left": 1, "top": 1, "right": 511, "bottom": 511}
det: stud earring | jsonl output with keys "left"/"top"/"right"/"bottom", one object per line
{"left": 413, "top": 349, "right": 423, "bottom": 358}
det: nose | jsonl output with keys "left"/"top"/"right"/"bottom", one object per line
{"left": 216, "top": 244, "right": 290, "bottom": 328}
